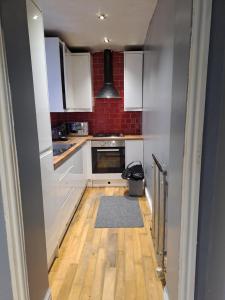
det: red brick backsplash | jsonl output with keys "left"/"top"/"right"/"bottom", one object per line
{"left": 50, "top": 51, "right": 142, "bottom": 135}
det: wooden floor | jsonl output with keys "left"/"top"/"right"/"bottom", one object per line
{"left": 49, "top": 187, "right": 163, "bottom": 300}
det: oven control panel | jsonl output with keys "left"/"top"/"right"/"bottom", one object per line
{"left": 91, "top": 140, "right": 125, "bottom": 148}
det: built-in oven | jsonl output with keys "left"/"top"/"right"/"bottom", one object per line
{"left": 91, "top": 140, "right": 125, "bottom": 174}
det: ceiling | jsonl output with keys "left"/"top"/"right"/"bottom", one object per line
{"left": 36, "top": 0, "right": 157, "bottom": 51}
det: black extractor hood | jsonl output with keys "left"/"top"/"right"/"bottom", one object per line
{"left": 96, "top": 49, "right": 120, "bottom": 99}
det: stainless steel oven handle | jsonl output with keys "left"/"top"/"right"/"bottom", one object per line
{"left": 97, "top": 149, "right": 120, "bottom": 152}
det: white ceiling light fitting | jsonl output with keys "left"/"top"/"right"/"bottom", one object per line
{"left": 33, "top": 15, "right": 38, "bottom": 20}
{"left": 104, "top": 37, "right": 110, "bottom": 43}
{"left": 98, "top": 13, "right": 107, "bottom": 20}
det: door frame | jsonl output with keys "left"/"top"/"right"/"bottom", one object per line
{"left": 0, "top": 23, "right": 30, "bottom": 300}
{"left": 178, "top": 0, "right": 212, "bottom": 299}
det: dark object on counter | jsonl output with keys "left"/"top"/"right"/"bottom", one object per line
{"left": 52, "top": 123, "right": 68, "bottom": 141}
{"left": 122, "top": 161, "right": 144, "bottom": 180}
{"left": 67, "top": 122, "right": 88, "bottom": 136}
{"left": 59, "top": 136, "right": 68, "bottom": 141}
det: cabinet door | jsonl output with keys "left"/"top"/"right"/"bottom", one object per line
{"left": 55, "top": 155, "right": 76, "bottom": 240}
{"left": 45, "top": 37, "right": 65, "bottom": 112}
{"left": 55, "top": 155, "right": 74, "bottom": 210}
{"left": 82, "top": 141, "right": 92, "bottom": 180}
{"left": 71, "top": 148, "right": 85, "bottom": 193}
{"left": 55, "top": 146, "right": 88, "bottom": 242}
{"left": 27, "top": 2, "right": 52, "bottom": 152}
{"left": 64, "top": 52, "right": 75, "bottom": 109}
{"left": 125, "top": 140, "right": 143, "bottom": 166}
{"left": 65, "top": 53, "right": 93, "bottom": 111}
{"left": 40, "top": 150, "right": 58, "bottom": 266}
{"left": 124, "top": 52, "right": 143, "bottom": 111}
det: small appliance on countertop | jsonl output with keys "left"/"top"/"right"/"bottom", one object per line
{"left": 52, "top": 123, "right": 68, "bottom": 141}
{"left": 67, "top": 122, "right": 89, "bottom": 136}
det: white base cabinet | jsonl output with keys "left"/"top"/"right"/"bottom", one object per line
{"left": 83, "top": 141, "right": 92, "bottom": 180}
{"left": 43, "top": 144, "right": 88, "bottom": 268}
{"left": 55, "top": 144, "right": 88, "bottom": 245}
{"left": 125, "top": 140, "right": 143, "bottom": 166}
{"left": 40, "top": 150, "right": 59, "bottom": 266}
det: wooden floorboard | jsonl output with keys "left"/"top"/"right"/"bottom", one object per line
{"left": 49, "top": 187, "right": 163, "bottom": 300}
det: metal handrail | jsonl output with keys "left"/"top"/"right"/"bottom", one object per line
{"left": 152, "top": 154, "right": 167, "bottom": 175}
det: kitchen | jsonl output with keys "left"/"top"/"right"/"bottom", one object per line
{"left": 0, "top": 0, "right": 198, "bottom": 299}
{"left": 27, "top": 0, "right": 162, "bottom": 298}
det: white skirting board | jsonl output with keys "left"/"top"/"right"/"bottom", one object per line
{"left": 164, "top": 287, "right": 170, "bottom": 300}
{"left": 88, "top": 173, "right": 127, "bottom": 187}
{"left": 91, "top": 179, "right": 127, "bottom": 187}
{"left": 145, "top": 187, "right": 152, "bottom": 213}
{"left": 43, "top": 288, "right": 52, "bottom": 300}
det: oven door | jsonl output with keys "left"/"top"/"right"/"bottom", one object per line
{"left": 92, "top": 147, "right": 125, "bottom": 174}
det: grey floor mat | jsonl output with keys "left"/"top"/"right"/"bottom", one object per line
{"left": 95, "top": 196, "right": 144, "bottom": 228}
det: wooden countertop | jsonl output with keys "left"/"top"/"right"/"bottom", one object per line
{"left": 53, "top": 135, "right": 143, "bottom": 169}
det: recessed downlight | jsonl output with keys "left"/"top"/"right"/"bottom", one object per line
{"left": 104, "top": 37, "right": 110, "bottom": 43}
{"left": 98, "top": 13, "right": 107, "bottom": 20}
{"left": 33, "top": 15, "right": 38, "bottom": 20}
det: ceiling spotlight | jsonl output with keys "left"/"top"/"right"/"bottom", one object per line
{"left": 98, "top": 14, "right": 107, "bottom": 20}
{"left": 33, "top": 15, "right": 38, "bottom": 20}
{"left": 104, "top": 37, "right": 110, "bottom": 43}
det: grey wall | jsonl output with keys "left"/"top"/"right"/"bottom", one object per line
{"left": 143, "top": 0, "right": 175, "bottom": 191}
{"left": 195, "top": 1, "right": 225, "bottom": 299}
{"left": 166, "top": 0, "right": 192, "bottom": 299}
{"left": 143, "top": 0, "right": 193, "bottom": 299}
{"left": 0, "top": 184, "right": 13, "bottom": 300}
{"left": 0, "top": 0, "right": 49, "bottom": 299}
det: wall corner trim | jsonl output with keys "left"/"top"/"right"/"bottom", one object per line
{"left": 178, "top": 0, "right": 212, "bottom": 299}
{"left": 145, "top": 187, "right": 152, "bottom": 213}
{"left": 43, "top": 288, "right": 52, "bottom": 300}
{"left": 164, "top": 287, "right": 170, "bottom": 300}
{"left": 0, "top": 22, "right": 30, "bottom": 300}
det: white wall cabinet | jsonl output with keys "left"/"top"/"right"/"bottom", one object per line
{"left": 125, "top": 140, "right": 143, "bottom": 166}
{"left": 45, "top": 44, "right": 93, "bottom": 112}
{"left": 124, "top": 51, "right": 143, "bottom": 111}
{"left": 45, "top": 37, "right": 69, "bottom": 112}
{"left": 64, "top": 52, "right": 74, "bottom": 110}
{"left": 65, "top": 53, "right": 93, "bottom": 111}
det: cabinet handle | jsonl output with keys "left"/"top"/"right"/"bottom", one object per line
{"left": 97, "top": 149, "right": 120, "bottom": 152}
